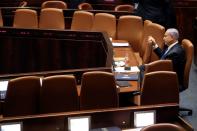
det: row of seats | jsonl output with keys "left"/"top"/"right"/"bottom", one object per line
{"left": 0, "top": 8, "right": 164, "bottom": 65}
{"left": 1, "top": 71, "right": 118, "bottom": 117}
{"left": 28, "top": 0, "right": 134, "bottom": 12}
{"left": 13, "top": 8, "right": 65, "bottom": 29}
{"left": 71, "top": 11, "right": 165, "bottom": 65}
{"left": 1, "top": 70, "right": 182, "bottom": 117}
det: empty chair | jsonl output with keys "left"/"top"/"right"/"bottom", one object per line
{"left": 144, "top": 60, "right": 173, "bottom": 74}
{"left": 92, "top": 13, "right": 116, "bottom": 39}
{"left": 41, "top": 1, "right": 67, "bottom": 9}
{"left": 80, "top": 71, "right": 119, "bottom": 110}
{"left": 3, "top": 76, "right": 41, "bottom": 117}
{"left": 179, "top": 39, "right": 194, "bottom": 115}
{"left": 40, "top": 75, "right": 79, "bottom": 113}
{"left": 141, "top": 123, "right": 184, "bottom": 131}
{"left": 78, "top": 2, "right": 93, "bottom": 10}
{"left": 139, "top": 20, "right": 152, "bottom": 58}
{"left": 71, "top": 11, "right": 94, "bottom": 31}
{"left": 116, "top": 15, "right": 143, "bottom": 51}
{"left": 18, "top": 1, "right": 27, "bottom": 7}
{"left": 39, "top": 8, "right": 65, "bottom": 30}
{"left": 114, "top": 4, "right": 134, "bottom": 13}
{"left": 13, "top": 9, "right": 38, "bottom": 28}
{"left": 133, "top": 71, "right": 179, "bottom": 106}
{"left": 0, "top": 9, "right": 3, "bottom": 26}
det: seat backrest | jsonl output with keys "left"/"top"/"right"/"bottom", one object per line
{"left": 117, "top": 15, "right": 143, "bottom": 51}
{"left": 40, "top": 75, "right": 79, "bottom": 113}
{"left": 41, "top": 1, "right": 67, "bottom": 9}
{"left": 139, "top": 20, "right": 152, "bottom": 57}
{"left": 39, "top": 8, "right": 65, "bottom": 30}
{"left": 91, "top": 13, "right": 116, "bottom": 39}
{"left": 80, "top": 71, "right": 118, "bottom": 110}
{"left": 71, "top": 11, "right": 94, "bottom": 31}
{"left": 13, "top": 9, "right": 38, "bottom": 28}
{"left": 3, "top": 76, "right": 41, "bottom": 117}
{"left": 0, "top": 9, "right": 3, "bottom": 26}
{"left": 141, "top": 123, "right": 184, "bottom": 131}
{"left": 148, "top": 23, "right": 165, "bottom": 62}
{"left": 114, "top": 4, "right": 134, "bottom": 13}
{"left": 144, "top": 60, "right": 173, "bottom": 74}
{"left": 181, "top": 39, "right": 194, "bottom": 89}
{"left": 140, "top": 71, "right": 179, "bottom": 105}
{"left": 78, "top": 2, "right": 93, "bottom": 10}
{"left": 18, "top": 1, "right": 28, "bottom": 7}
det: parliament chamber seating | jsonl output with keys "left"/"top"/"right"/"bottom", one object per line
{"left": 0, "top": 5, "right": 194, "bottom": 130}
{"left": 114, "top": 4, "right": 134, "bottom": 13}
{"left": 179, "top": 39, "right": 194, "bottom": 115}
{"left": 71, "top": 11, "right": 94, "bottom": 31}
{"left": 2, "top": 76, "right": 41, "bottom": 117}
{"left": 116, "top": 15, "right": 143, "bottom": 52}
{"left": 13, "top": 9, "right": 38, "bottom": 28}
{"left": 78, "top": 2, "right": 93, "bottom": 10}
{"left": 39, "top": 8, "right": 65, "bottom": 29}
{"left": 133, "top": 71, "right": 179, "bottom": 106}
{"left": 40, "top": 75, "right": 79, "bottom": 114}
{"left": 41, "top": 1, "right": 67, "bottom": 9}
{"left": 91, "top": 13, "right": 116, "bottom": 39}
{"left": 144, "top": 60, "right": 173, "bottom": 74}
{"left": 80, "top": 71, "right": 119, "bottom": 110}
{"left": 141, "top": 123, "right": 184, "bottom": 131}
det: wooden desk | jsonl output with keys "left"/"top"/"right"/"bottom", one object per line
{"left": 0, "top": 27, "right": 113, "bottom": 75}
{"left": 113, "top": 42, "right": 140, "bottom": 92}
{"left": 113, "top": 47, "right": 139, "bottom": 66}
{"left": 0, "top": 104, "right": 193, "bottom": 131}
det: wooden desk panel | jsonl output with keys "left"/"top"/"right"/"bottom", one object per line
{"left": 0, "top": 104, "right": 193, "bottom": 131}
{"left": 0, "top": 27, "right": 113, "bottom": 75}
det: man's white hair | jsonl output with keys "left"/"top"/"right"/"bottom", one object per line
{"left": 166, "top": 28, "right": 179, "bottom": 40}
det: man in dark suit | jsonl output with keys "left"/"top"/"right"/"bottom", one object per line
{"left": 135, "top": 0, "right": 176, "bottom": 28}
{"left": 148, "top": 28, "right": 186, "bottom": 91}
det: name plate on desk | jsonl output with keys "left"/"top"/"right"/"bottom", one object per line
{"left": 0, "top": 122, "right": 23, "bottom": 131}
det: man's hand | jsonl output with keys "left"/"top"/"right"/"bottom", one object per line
{"left": 148, "top": 36, "right": 156, "bottom": 46}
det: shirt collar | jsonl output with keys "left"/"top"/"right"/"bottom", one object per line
{"left": 167, "top": 41, "right": 178, "bottom": 50}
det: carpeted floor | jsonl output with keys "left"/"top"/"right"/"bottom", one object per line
{"left": 180, "top": 59, "right": 197, "bottom": 130}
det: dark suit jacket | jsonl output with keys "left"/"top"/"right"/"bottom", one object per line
{"left": 135, "top": 0, "right": 176, "bottom": 28}
{"left": 154, "top": 43, "right": 186, "bottom": 89}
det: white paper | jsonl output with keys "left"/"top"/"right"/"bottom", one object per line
{"left": 112, "top": 42, "right": 129, "bottom": 47}
{"left": 114, "top": 66, "right": 140, "bottom": 73}
{"left": 0, "top": 80, "right": 8, "bottom": 91}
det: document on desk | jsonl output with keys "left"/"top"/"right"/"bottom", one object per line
{"left": 116, "top": 81, "right": 131, "bottom": 87}
{"left": 112, "top": 42, "right": 129, "bottom": 47}
{"left": 114, "top": 66, "right": 140, "bottom": 73}
{"left": 115, "top": 73, "right": 138, "bottom": 81}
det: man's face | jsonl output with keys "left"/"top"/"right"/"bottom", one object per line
{"left": 163, "top": 32, "right": 174, "bottom": 46}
